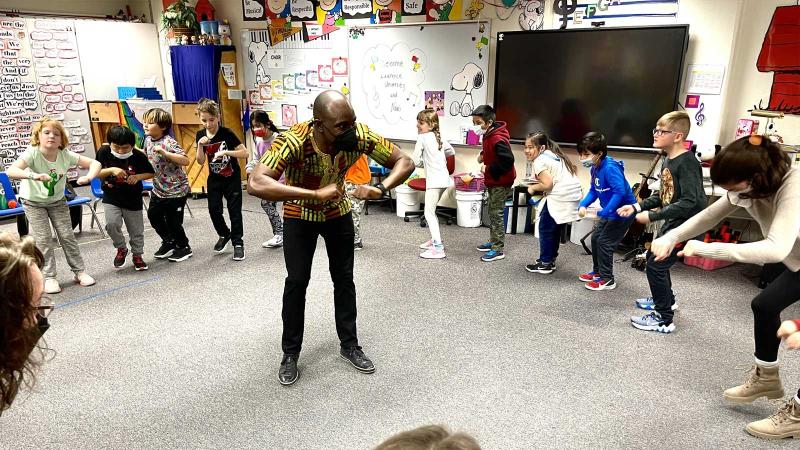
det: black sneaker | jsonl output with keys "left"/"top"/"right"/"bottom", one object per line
{"left": 114, "top": 247, "right": 128, "bottom": 268}
{"left": 339, "top": 346, "right": 375, "bottom": 373}
{"left": 233, "top": 245, "right": 245, "bottom": 261}
{"left": 132, "top": 255, "right": 148, "bottom": 271}
{"left": 213, "top": 236, "right": 231, "bottom": 253}
{"left": 278, "top": 354, "right": 299, "bottom": 386}
{"left": 354, "top": 242, "right": 363, "bottom": 251}
{"left": 525, "top": 261, "right": 556, "bottom": 274}
{"left": 168, "top": 246, "right": 193, "bottom": 262}
{"left": 154, "top": 242, "right": 174, "bottom": 259}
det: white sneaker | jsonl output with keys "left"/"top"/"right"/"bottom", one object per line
{"left": 74, "top": 272, "right": 96, "bottom": 287}
{"left": 262, "top": 235, "right": 284, "bottom": 248}
{"left": 44, "top": 278, "right": 61, "bottom": 294}
{"left": 420, "top": 247, "right": 446, "bottom": 259}
{"left": 419, "top": 240, "right": 433, "bottom": 249}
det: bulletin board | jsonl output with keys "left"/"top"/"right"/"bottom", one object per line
{"left": 0, "top": 17, "right": 95, "bottom": 175}
{"left": 241, "top": 27, "right": 350, "bottom": 128}
{"left": 241, "top": 20, "right": 490, "bottom": 142}
{"left": 349, "top": 21, "right": 490, "bottom": 142}
{"left": 74, "top": 21, "right": 166, "bottom": 102}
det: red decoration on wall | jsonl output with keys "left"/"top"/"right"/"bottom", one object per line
{"left": 195, "top": 0, "right": 216, "bottom": 21}
{"left": 757, "top": 5, "right": 800, "bottom": 114}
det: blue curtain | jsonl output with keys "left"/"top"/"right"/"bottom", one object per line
{"left": 170, "top": 45, "right": 230, "bottom": 102}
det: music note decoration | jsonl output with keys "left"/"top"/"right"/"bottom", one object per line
{"left": 694, "top": 102, "right": 706, "bottom": 126}
{"left": 553, "top": 0, "right": 578, "bottom": 30}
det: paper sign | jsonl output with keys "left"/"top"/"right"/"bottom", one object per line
{"left": 221, "top": 63, "right": 236, "bottom": 87}
{"left": 686, "top": 64, "right": 726, "bottom": 95}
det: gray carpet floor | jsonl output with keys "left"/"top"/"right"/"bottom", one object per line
{"left": 1, "top": 192, "right": 799, "bottom": 449}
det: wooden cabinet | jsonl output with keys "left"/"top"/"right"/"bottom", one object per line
{"left": 87, "top": 101, "right": 246, "bottom": 195}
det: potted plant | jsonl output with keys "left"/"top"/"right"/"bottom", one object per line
{"left": 162, "top": 0, "right": 200, "bottom": 44}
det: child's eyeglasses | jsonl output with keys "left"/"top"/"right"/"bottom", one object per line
{"left": 652, "top": 128, "right": 676, "bottom": 137}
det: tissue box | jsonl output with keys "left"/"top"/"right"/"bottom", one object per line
{"left": 734, "top": 119, "right": 759, "bottom": 140}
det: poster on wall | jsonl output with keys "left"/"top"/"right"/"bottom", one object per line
{"left": 551, "top": 0, "right": 679, "bottom": 29}
{"left": 27, "top": 18, "right": 95, "bottom": 166}
{"left": 342, "top": 0, "right": 373, "bottom": 20}
{"left": 372, "top": 0, "right": 402, "bottom": 23}
{"left": 317, "top": 0, "right": 345, "bottom": 25}
{"left": 0, "top": 17, "right": 39, "bottom": 172}
{"left": 242, "top": 0, "right": 267, "bottom": 20}
{"left": 402, "top": 0, "right": 426, "bottom": 18}
{"left": 291, "top": 0, "right": 318, "bottom": 22}
{"left": 427, "top": 0, "right": 462, "bottom": 21}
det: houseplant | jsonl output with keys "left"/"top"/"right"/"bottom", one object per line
{"left": 161, "top": 0, "right": 200, "bottom": 43}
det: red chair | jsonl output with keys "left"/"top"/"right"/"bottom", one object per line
{"left": 403, "top": 154, "right": 456, "bottom": 227}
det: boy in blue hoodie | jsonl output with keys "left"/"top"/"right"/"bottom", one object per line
{"left": 577, "top": 132, "right": 636, "bottom": 291}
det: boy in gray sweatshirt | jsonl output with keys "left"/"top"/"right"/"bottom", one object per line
{"left": 618, "top": 111, "right": 706, "bottom": 333}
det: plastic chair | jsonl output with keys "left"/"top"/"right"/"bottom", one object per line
{"left": 0, "top": 172, "right": 26, "bottom": 221}
{"left": 364, "top": 163, "right": 394, "bottom": 215}
{"left": 66, "top": 183, "right": 105, "bottom": 238}
{"left": 403, "top": 154, "right": 457, "bottom": 227}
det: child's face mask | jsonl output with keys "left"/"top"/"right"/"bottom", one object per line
{"left": 580, "top": 157, "right": 594, "bottom": 168}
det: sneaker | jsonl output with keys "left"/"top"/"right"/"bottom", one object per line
{"left": 481, "top": 249, "right": 505, "bottom": 262}
{"left": 113, "top": 247, "right": 128, "bottom": 269}
{"left": 630, "top": 312, "right": 675, "bottom": 333}
{"left": 213, "top": 236, "right": 231, "bottom": 253}
{"left": 746, "top": 397, "right": 800, "bottom": 440}
{"left": 278, "top": 354, "right": 300, "bottom": 386}
{"left": 354, "top": 242, "right": 364, "bottom": 251}
{"left": 44, "top": 278, "right": 61, "bottom": 294}
{"left": 262, "top": 235, "right": 283, "bottom": 248}
{"left": 74, "top": 272, "right": 96, "bottom": 287}
{"left": 154, "top": 242, "right": 175, "bottom": 259}
{"left": 635, "top": 297, "right": 679, "bottom": 311}
{"left": 724, "top": 364, "right": 784, "bottom": 403}
{"left": 168, "top": 246, "right": 193, "bottom": 262}
{"left": 526, "top": 261, "right": 555, "bottom": 274}
{"left": 233, "top": 245, "right": 245, "bottom": 261}
{"left": 420, "top": 246, "right": 446, "bottom": 259}
{"left": 132, "top": 255, "right": 148, "bottom": 271}
{"left": 340, "top": 346, "right": 375, "bottom": 373}
{"left": 476, "top": 242, "right": 493, "bottom": 252}
{"left": 420, "top": 240, "right": 433, "bottom": 249}
{"left": 578, "top": 271, "right": 600, "bottom": 282}
{"left": 585, "top": 279, "right": 616, "bottom": 291}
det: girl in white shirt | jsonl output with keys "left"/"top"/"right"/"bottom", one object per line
{"left": 651, "top": 135, "right": 800, "bottom": 440}
{"left": 524, "top": 132, "right": 583, "bottom": 274}
{"left": 412, "top": 109, "right": 455, "bottom": 259}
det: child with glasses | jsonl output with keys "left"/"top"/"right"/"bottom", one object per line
{"left": 576, "top": 131, "right": 636, "bottom": 291}
{"left": 618, "top": 111, "right": 705, "bottom": 333}
{"left": 650, "top": 134, "right": 800, "bottom": 439}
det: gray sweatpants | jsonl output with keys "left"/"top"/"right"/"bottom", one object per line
{"left": 104, "top": 203, "right": 145, "bottom": 255}
{"left": 22, "top": 199, "right": 85, "bottom": 279}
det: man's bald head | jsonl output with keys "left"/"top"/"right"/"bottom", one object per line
{"left": 313, "top": 90, "right": 354, "bottom": 123}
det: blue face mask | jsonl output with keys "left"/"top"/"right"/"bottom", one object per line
{"left": 580, "top": 157, "right": 594, "bottom": 168}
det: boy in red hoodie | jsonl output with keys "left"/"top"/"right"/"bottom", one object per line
{"left": 471, "top": 105, "right": 515, "bottom": 262}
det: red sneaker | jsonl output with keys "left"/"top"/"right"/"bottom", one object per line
{"left": 578, "top": 271, "right": 599, "bottom": 282}
{"left": 585, "top": 279, "right": 617, "bottom": 291}
{"left": 132, "top": 254, "right": 148, "bottom": 271}
{"left": 114, "top": 247, "right": 128, "bottom": 269}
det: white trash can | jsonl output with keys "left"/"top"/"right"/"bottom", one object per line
{"left": 455, "top": 190, "right": 484, "bottom": 227}
{"left": 395, "top": 184, "right": 421, "bottom": 218}
{"left": 570, "top": 217, "right": 595, "bottom": 247}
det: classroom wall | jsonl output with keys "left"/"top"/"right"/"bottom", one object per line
{"left": 721, "top": 0, "right": 800, "bottom": 145}
{"left": 1, "top": 0, "right": 152, "bottom": 19}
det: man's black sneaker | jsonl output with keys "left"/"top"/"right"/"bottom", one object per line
{"left": 114, "top": 247, "right": 128, "bottom": 268}
{"left": 354, "top": 242, "right": 364, "bottom": 251}
{"left": 168, "top": 246, "right": 193, "bottom": 262}
{"left": 233, "top": 245, "right": 245, "bottom": 261}
{"left": 154, "top": 242, "right": 174, "bottom": 259}
{"left": 525, "top": 261, "right": 556, "bottom": 274}
{"left": 278, "top": 354, "right": 299, "bottom": 385}
{"left": 213, "top": 236, "right": 231, "bottom": 253}
{"left": 340, "top": 346, "right": 375, "bottom": 373}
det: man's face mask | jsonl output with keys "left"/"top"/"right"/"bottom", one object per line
{"left": 322, "top": 121, "right": 358, "bottom": 152}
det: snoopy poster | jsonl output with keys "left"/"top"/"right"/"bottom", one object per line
{"left": 449, "top": 62, "right": 484, "bottom": 116}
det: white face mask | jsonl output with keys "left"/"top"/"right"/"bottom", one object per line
{"left": 580, "top": 157, "right": 594, "bottom": 168}
{"left": 111, "top": 150, "right": 133, "bottom": 159}
{"left": 472, "top": 125, "right": 486, "bottom": 136}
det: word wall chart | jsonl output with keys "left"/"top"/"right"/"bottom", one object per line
{"left": 0, "top": 17, "right": 95, "bottom": 177}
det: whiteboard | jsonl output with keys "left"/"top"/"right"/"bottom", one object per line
{"left": 348, "top": 21, "right": 490, "bottom": 142}
{"left": 241, "top": 27, "right": 349, "bottom": 127}
{"left": 74, "top": 21, "right": 166, "bottom": 101}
